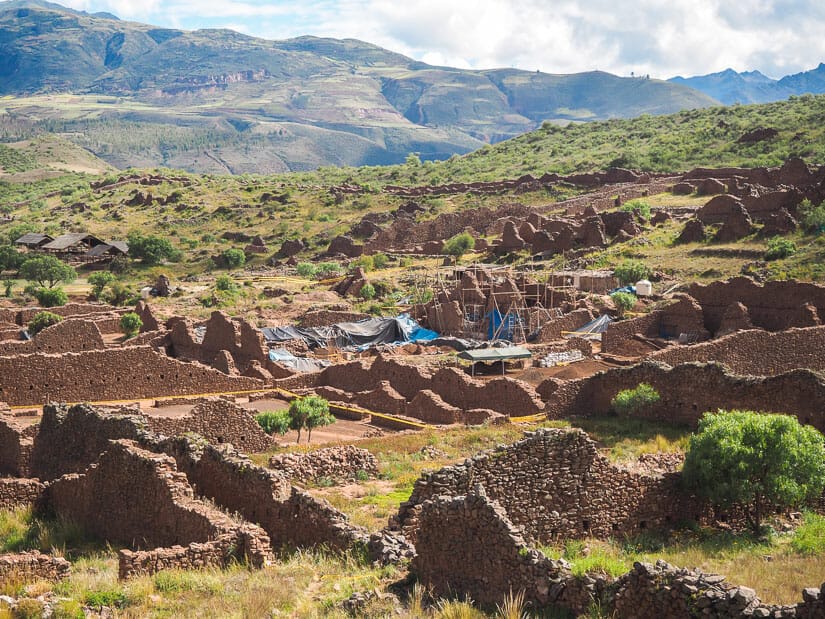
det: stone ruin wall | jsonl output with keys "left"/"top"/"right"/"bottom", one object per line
{"left": 0, "top": 478, "right": 45, "bottom": 511}
{"left": 540, "top": 361, "right": 825, "bottom": 433}
{"left": 0, "top": 319, "right": 105, "bottom": 356}
{"left": 0, "top": 552, "right": 71, "bottom": 584}
{"left": 0, "top": 346, "right": 265, "bottom": 407}
{"left": 268, "top": 445, "right": 378, "bottom": 483}
{"left": 649, "top": 326, "right": 825, "bottom": 376}
{"left": 0, "top": 415, "right": 36, "bottom": 477}
{"left": 397, "top": 429, "right": 700, "bottom": 545}
{"left": 411, "top": 489, "right": 825, "bottom": 617}
{"left": 142, "top": 398, "right": 275, "bottom": 453}
{"left": 0, "top": 303, "right": 125, "bottom": 326}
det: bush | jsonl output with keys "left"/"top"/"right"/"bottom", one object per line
{"left": 33, "top": 286, "right": 68, "bottom": 308}
{"left": 215, "top": 274, "right": 238, "bottom": 292}
{"left": 127, "top": 232, "right": 181, "bottom": 265}
{"left": 613, "top": 259, "right": 651, "bottom": 285}
{"left": 359, "top": 283, "right": 376, "bottom": 300}
{"left": 610, "top": 290, "right": 636, "bottom": 318}
{"left": 764, "top": 237, "right": 797, "bottom": 261}
{"left": 621, "top": 198, "right": 651, "bottom": 219}
{"left": 611, "top": 383, "right": 660, "bottom": 415}
{"left": 798, "top": 198, "right": 825, "bottom": 233}
{"left": 28, "top": 311, "right": 63, "bottom": 336}
{"left": 442, "top": 232, "right": 475, "bottom": 258}
{"left": 221, "top": 248, "right": 246, "bottom": 269}
{"left": 353, "top": 255, "right": 374, "bottom": 272}
{"left": 0, "top": 245, "right": 23, "bottom": 272}
{"left": 87, "top": 271, "right": 116, "bottom": 299}
{"left": 296, "top": 262, "right": 318, "bottom": 278}
{"left": 20, "top": 255, "right": 76, "bottom": 288}
{"left": 683, "top": 410, "right": 825, "bottom": 533}
{"left": 101, "top": 281, "right": 136, "bottom": 306}
{"left": 790, "top": 512, "right": 825, "bottom": 555}
{"left": 255, "top": 410, "right": 290, "bottom": 435}
{"left": 372, "top": 253, "right": 389, "bottom": 269}
{"left": 119, "top": 312, "right": 143, "bottom": 337}
{"left": 316, "top": 262, "right": 342, "bottom": 279}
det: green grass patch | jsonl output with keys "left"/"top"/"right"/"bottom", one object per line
{"left": 790, "top": 512, "right": 825, "bottom": 555}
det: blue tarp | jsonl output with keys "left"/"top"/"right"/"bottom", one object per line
{"left": 609, "top": 285, "right": 637, "bottom": 295}
{"left": 486, "top": 309, "right": 524, "bottom": 342}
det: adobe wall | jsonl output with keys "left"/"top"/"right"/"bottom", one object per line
{"left": 8, "top": 303, "right": 125, "bottom": 326}
{"left": 0, "top": 552, "right": 71, "bottom": 584}
{"left": 143, "top": 399, "right": 275, "bottom": 453}
{"left": 397, "top": 429, "right": 700, "bottom": 544}
{"left": 602, "top": 311, "right": 661, "bottom": 353}
{"left": 649, "top": 326, "right": 825, "bottom": 376}
{"left": 686, "top": 278, "right": 825, "bottom": 333}
{"left": 535, "top": 307, "right": 592, "bottom": 342}
{"left": 0, "top": 346, "right": 265, "bottom": 407}
{"left": 541, "top": 361, "right": 825, "bottom": 432}
{"left": 0, "top": 319, "right": 105, "bottom": 356}
{"left": 0, "top": 415, "right": 36, "bottom": 477}
{"left": 0, "top": 478, "right": 45, "bottom": 511}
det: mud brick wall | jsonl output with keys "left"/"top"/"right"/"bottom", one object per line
{"left": 168, "top": 311, "right": 268, "bottom": 373}
{"left": 143, "top": 399, "right": 275, "bottom": 453}
{"left": 649, "top": 326, "right": 825, "bottom": 376}
{"left": 0, "top": 346, "right": 264, "bottom": 407}
{"left": 11, "top": 303, "right": 126, "bottom": 326}
{"left": 398, "top": 429, "right": 700, "bottom": 545}
{"left": 0, "top": 552, "right": 70, "bottom": 583}
{"left": 268, "top": 446, "right": 378, "bottom": 483}
{"left": 687, "top": 278, "right": 825, "bottom": 333}
{"left": 0, "top": 319, "right": 105, "bottom": 356}
{"left": 0, "top": 416, "right": 36, "bottom": 477}
{"left": 541, "top": 361, "right": 825, "bottom": 432}
{"left": 0, "top": 478, "right": 45, "bottom": 511}
{"left": 535, "top": 308, "right": 592, "bottom": 342}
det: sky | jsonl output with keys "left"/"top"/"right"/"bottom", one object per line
{"left": 57, "top": 0, "right": 825, "bottom": 79}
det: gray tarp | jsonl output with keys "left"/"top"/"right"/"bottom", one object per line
{"left": 457, "top": 347, "right": 533, "bottom": 362}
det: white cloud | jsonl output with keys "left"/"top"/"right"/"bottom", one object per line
{"left": 60, "top": 0, "right": 825, "bottom": 78}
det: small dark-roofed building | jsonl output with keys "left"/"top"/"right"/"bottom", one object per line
{"left": 86, "top": 241, "right": 129, "bottom": 260}
{"left": 14, "top": 233, "right": 54, "bottom": 250}
{"left": 41, "top": 233, "right": 106, "bottom": 254}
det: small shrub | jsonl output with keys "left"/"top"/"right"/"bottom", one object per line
{"left": 119, "top": 312, "right": 143, "bottom": 337}
{"left": 359, "top": 283, "right": 376, "bottom": 300}
{"left": 613, "top": 259, "right": 651, "bottom": 285}
{"left": 87, "top": 271, "right": 116, "bottom": 299}
{"left": 353, "top": 255, "right": 374, "bottom": 272}
{"left": 621, "top": 198, "right": 651, "bottom": 219}
{"left": 83, "top": 589, "right": 130, "bottom": 610}
{"left": 316, "top": 262, "right": 342, "bottom": 279}
{"left": 611, "top": 383, "right": 661, "bottom": 415}
{"left": 221, "top": 248, "right": 246, "bottom": 269}
{"left": 296, "top": 262, "right": 318, "bottom": 278}
{"left": 255, "top": 410, "right": 290, "bottom": 435}
{"left": 764, "top": 237, "right": 797, "bottom": 261}
{"left": 50, "top": 599, "right": 84, "bottom": 619}
{"left": 372, "top": 253, "right": 389, "bottom": 269}
{"left": 32, "top": 286, "right": 67, "bottom": 308}
{"left": 442, "top": 232, "right": 475, "bottom": 258}
{"left": 28, "top": 311, "right": 63, "bottom": 336}
{"left": 100, "top": 281, "right": 136, "bottom": 306}
{"left": 11, "top": 598, "right": 44, "bottom": 619}
{"left": 610, "top": 290, "right": 636, "bottom": 318}
{"left": 790, "top": 512, "right": 825, "bottom": 555}
{"left": 799, "top": 198, "right": 825, "bottom": 233}
{"left": 215, "top": 274, "right": 238, "bottom": 292}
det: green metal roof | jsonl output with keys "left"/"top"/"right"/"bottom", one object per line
{"left": 457, "top": 347, "right": 533, "bottom": 362}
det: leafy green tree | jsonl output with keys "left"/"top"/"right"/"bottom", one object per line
{"left": 127, "top": 232, "right": 181, "bottom": 266}
{"left": 255, "top": 410, "right": 290, "bottom": 435}
{"left": 87, "top": 271, "right": 116, "bottom": 299}
{"left": 611, "top": 383, "right": 660, "bottom": 415}
{"left": 119, "top": 312, "right": 143, "bottom": 337}
{"left": 683, "top": 410, "right": 825, "bottom": 533}
{"left": 610, "top": 290, "right": 636, "bottom": 318}
{"left": 798, "top": 199, "right": 825, "bottom": 233}
{"left": 359, "top": 283, "right": 376, "bottom": 300}
{"left": 221, "top": 248, "right": 246, "bottom": 269}
{"left": 20, "top": 256, "right": 76, "bottom": 288}
{"left": 33, "top": 286, "right": 68, "bottom": 307}
{"left": 0, "top": 245, "right": 23, "bottom": 273}
{"left": 28, "top": 311, "right": 63, "bottom": 336}
{"left": 287, "top": 396, "right": 334, "bottom": 443}
{"left": 613, "top": 259, "right": 651, "bottom": 285}
{"left": 101, "top": 281, "right": 136, "bottom": 306}
{"left": 442, "top": 232, "right": 475, "bottom": 258}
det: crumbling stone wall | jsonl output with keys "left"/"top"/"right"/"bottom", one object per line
{"left": 0, "top": 415, "right": 36, "bottom": 476}
{"left": 143, "top": 399, "right": 275, "bottom": 453}
{"left": 535, "top": 308, "right": 593, "bottom": 341}
{"left": 268, "top": 446, "right": 378, "bottom": 483}
{"left": 649, "top": 326, "right": 825, "bottom": 376}
{"left": 0, "top": 478, "right": 45, "bottom": 511}
{"left": 398, "top": 429, "right": 699, "bottom": 544}
{"left": 8, "top": 303, "right": 126, "bottom": 326}
{"left": 0, "top": 346, "right": 265, "bottom": 407}
{"left": 0, "top": 552, "right": 70, "bottom": 583}
{"left": 541, "top": 361, "right": 825, "bottom": 432}
{"left": 0, "top": 319, "right": 105, "bottom": 356}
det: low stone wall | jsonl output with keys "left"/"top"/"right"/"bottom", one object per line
{"left": 7, "top": 303, "right": 125, "bottom": 326}
{"left": 0, "top": 552, "right": 71, "bottom": 584}
{"left": 649, "top": 326, "right": 825, "bottom": 376}
{"left": 0, "top": 319, "right": 105, "bottom": 356}
{"left": 268, "top": 446, "right": 378, "bottom": 483}
{"left": 397, "top": 428, "right": 700, "bottom": 544}
{"left": 144, "top": 399, "right": 275, "bottom": 453}
{"left": 0, "top": 346, "right": 265, "bottom": 407}
{"left": 541, "top": 361, "right": 825, "bottom": 432}
{"left": 0, "top": 478, "right": 45, "bottom": 511}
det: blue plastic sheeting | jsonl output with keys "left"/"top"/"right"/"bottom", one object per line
{"left": 609, "top": 285, "right": 637, "bottom": 295}
{"left": 261, "top": 313, "right": 438, "bottom": 352}
{"left": 486, "top": 309, "right": 524, "bottom": 342}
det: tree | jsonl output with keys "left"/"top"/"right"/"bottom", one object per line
{"left": 20, "top": 256, "right": 76, "bottom": 288}
{"left": 287, "top": 396, "right": 334, "bottom": 443}
{"left": 613, "top": 259, "right": 651, "bottom": 285}
{"left": 0, "top": 245, "right": 22, "bottom": 273}
{"left": 28, "top": 311, "right": 62, "bottom": 336}
{"left": 442, "top": 232, "right": 475, "bottom": 258}
{"left": 119, "top": 312, "right": 143, "bottom": 338}
{"left": 87, "top": 271, "right": 116, "bottom": 299}
{"left": 682, "top": 410, "right": 825, "bottom": 534}
{"left": 127, "top": 232, "right": 180, "bottom": 266}
{"left": 33, "top": 286, "right": 68, "bottom": 307}
{"left": 221, "top": 248, "right": 246, "bottom": 269}
{"left": 610, "top": 290, "right": 636, "bottom": 318}
{"left": 102, "top": 281, "right": 136, "bottom": 306}
{"left": 255, "top": 410, "right": 290, "bottom": 435}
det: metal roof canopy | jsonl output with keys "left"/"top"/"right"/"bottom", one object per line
{"left": 458, "top": 347, "right": 532, "bottom": 362}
